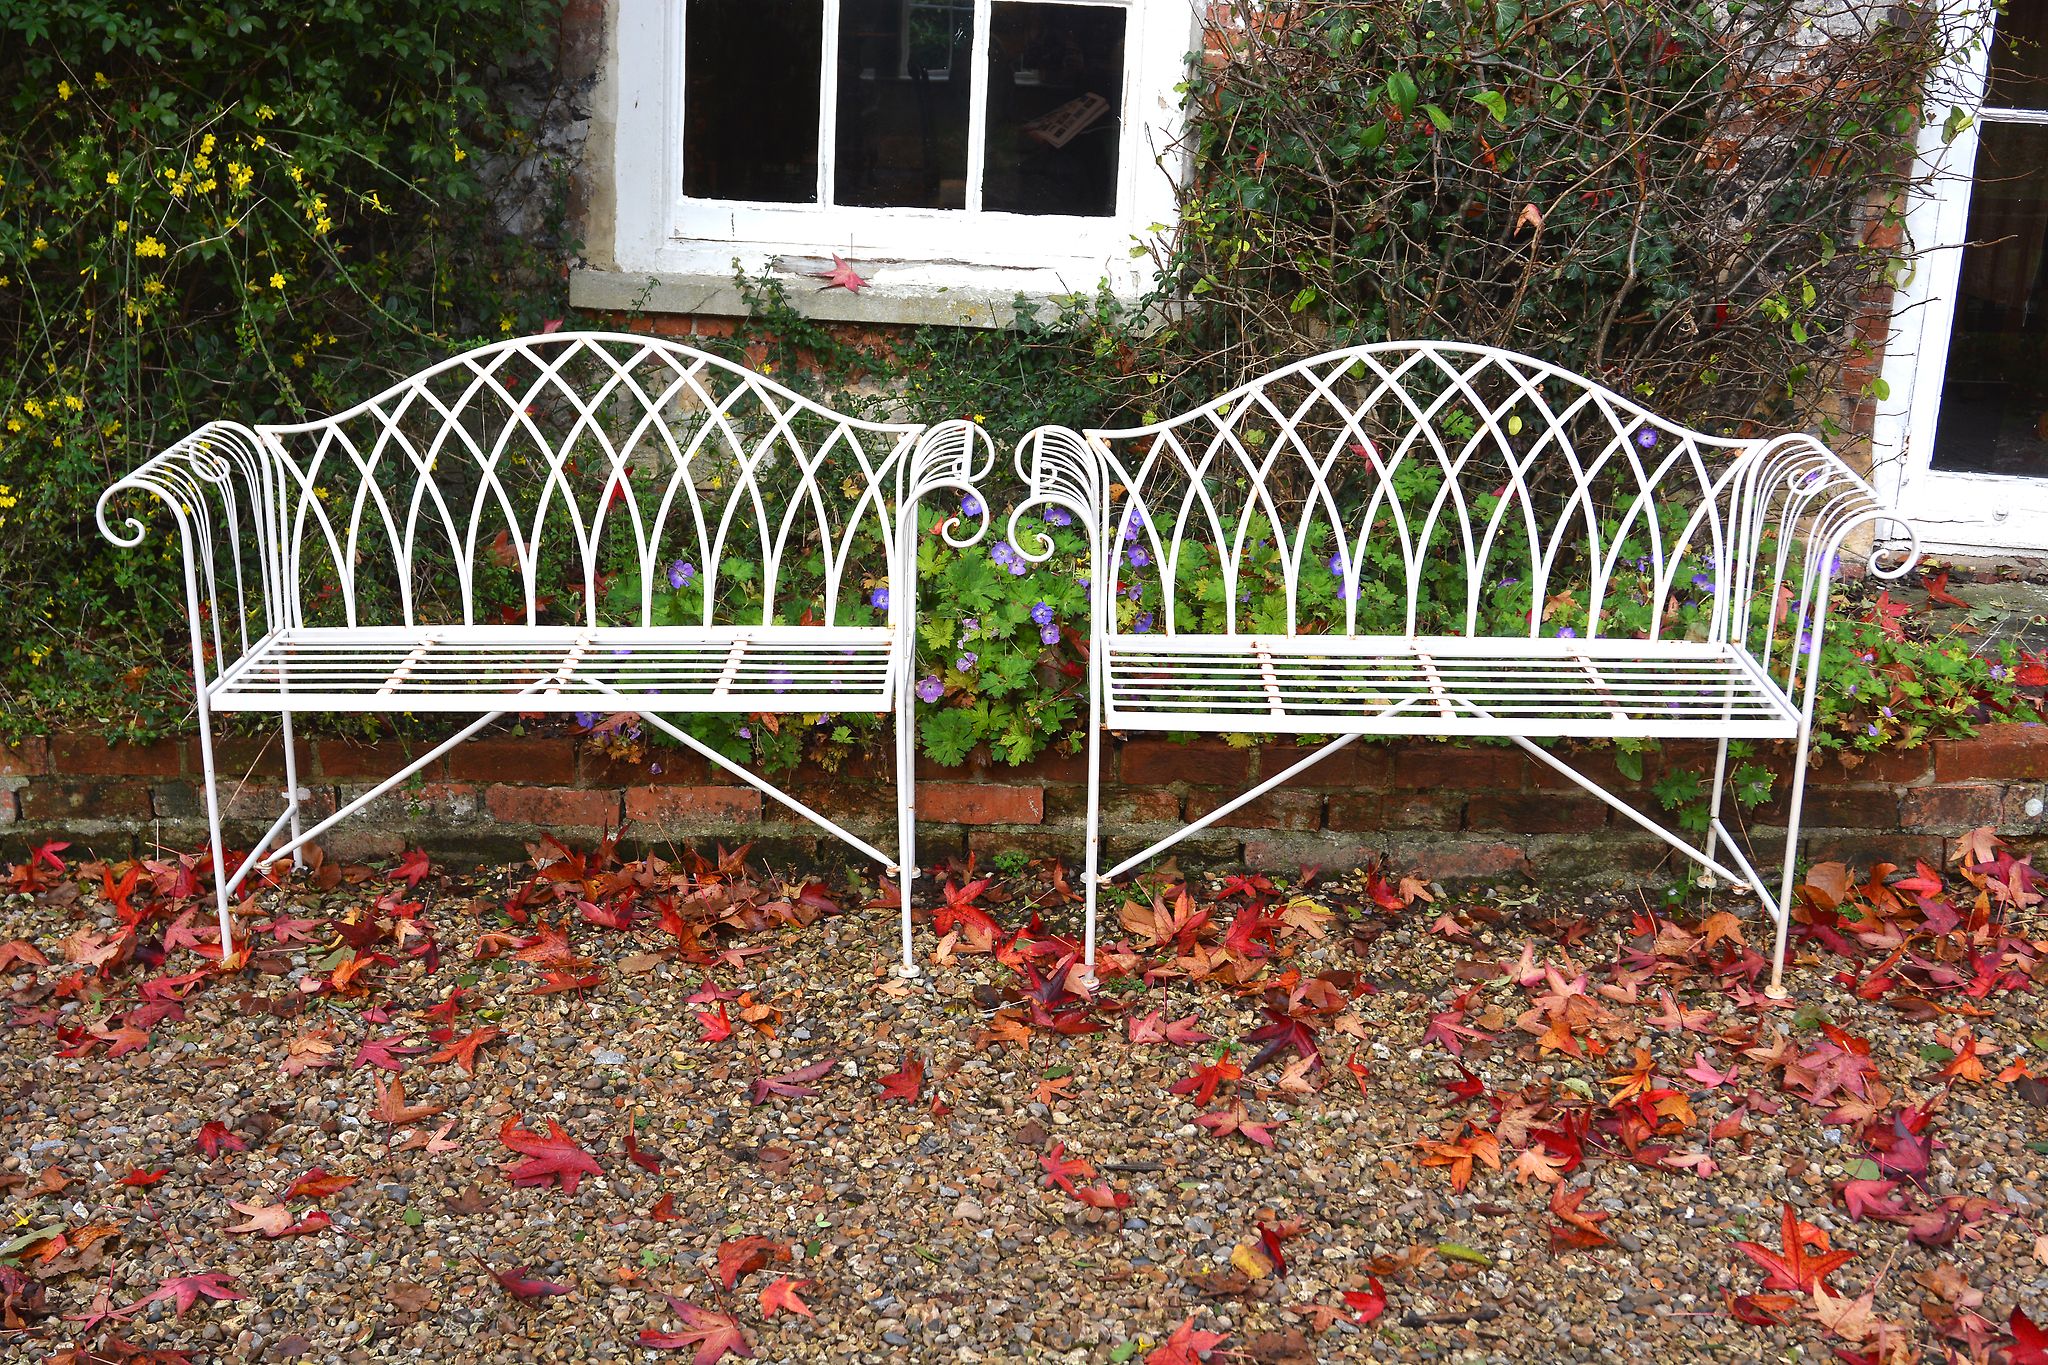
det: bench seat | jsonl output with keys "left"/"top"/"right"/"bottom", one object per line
{"left": 1103, "top": 635, "right": 1797, "bottom": 739}
{"left": 208, "top": 625, "right": 897, "bottom": 713}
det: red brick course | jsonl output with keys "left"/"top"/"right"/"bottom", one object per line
{"left": 624, "top": 785, "right": 763, "bottom": 825}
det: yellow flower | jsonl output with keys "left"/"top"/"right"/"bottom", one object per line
{"left": 287, "top": 165, "right": 304, "bottom": 184}
{"left": 197, "top": 179, "right": 216, "bottom": 193}
{"left": 32, "top": 234, "right": 48, "bottom": 252}
{"left": 93, "top": 71, "right": 109, "bottom": 88}
{"left": 105, "top": 170, "right": 119, "bottom": 186}
{"left": 115, "top": 220, "right": 128, "bottom": 233}
{"left": 452, "top": 143, "right": 466, "bottom": 162}
{"left": 269, "top": 272, "right": 285, "bottom": 290}
{"left": 256, "top": 104, "right": 275, "bottom": 120}
{"left": 62, "top": 395, "right": 83, "bottom": 413}
{"left": 135, "top": 236, "right": 167, "bottom": 259}
{"left": 143, "top": 279, "right": 164, "bottom": 296}
{"left": 56, "top": 80, "right": 72, "bottom": 101}
{"left": 200, "top": 133, "right": 216, "bottom": 155}
{"left": 499, "top": 316, "right": 513, "bottom": 333}
{"left": 253, "top": 135, "right": 266, "bottom": 149}
{"left": 314, "top": 216, "right": 332, "bottom": 235}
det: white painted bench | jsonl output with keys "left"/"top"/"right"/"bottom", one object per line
{"left": 99, "top": 332, "right": 992, "bottom": 971}
{"left": 1011, "top": 342, "right": 1920, "bottom": 994}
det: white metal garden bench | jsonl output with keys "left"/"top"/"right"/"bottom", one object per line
{"left": 99, "top": 332, "right": 991, "bottom": 972}
{"left": 1010, "top": 342, "right": 1920, "bottom": 995}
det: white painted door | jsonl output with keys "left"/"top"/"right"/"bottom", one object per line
{"left": 1875, "top": 1, "right": 2048, "bottom": 555}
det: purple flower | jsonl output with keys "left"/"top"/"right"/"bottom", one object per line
{"left": 955, "top": 652, "right": 978, "bottom": 672}
{"left": 667, "top": 560, "right": 695, "bottom": 589}
{"left": 1991, "top": 664, "right": 2007, "bottom": 681}
{"left": 1128, "top": 545, "right": 1151, "bottom": 569}
{"left": 1692, "top": 572, "right": 1715, "bottom": 591}
{"left": 991, "top": 542, "right": 1017, "bottom": 567}
{"left": 1798, "top": 630, "right": 1814, "bottom": 655}
{"left": 573, "top": 711, "right": 598, "bottom": 729}
{"left": 769, "top": 669, "right": 793, "bottom": 693}
{"left": 739, "top": 725, "right": 751, "bottom": 739}
{"left": 1046, "top": 507, "right": 1073, "bottom": 527}
{"left": 871, "top": 586, "right": 891, "bottom": 610}
{"left": 1557, "top": 626, "right": 1577, "bottom": 639}
{"left": 1134, "top": 611, "right": 1154, "bottom": 633}
{"left": 1122, "top": 522, "right": 1140, "bottom": 542}
{"left": 962, "top": 493, "right": 984, "bottom": 518}
{"left": 1039, "top": 622, "right": 1061, "bottom": 645}
{"left": 1327, "top": 552, "right": 1345, "bottom": 576}
{"left": 916, "top": 675, "right": 944, "bottom": 702}
{"left": 1881, "top": 705, "right": 1895, "bottom": 719}
{"left": 1635, "top": 428, "right": 1658, "bottom": 449}
{"left": 1030, "top": 601, "right": 1054, "bottom": 626}
{"left": 1867, "top": 722, "right": 1880, "bottom": 737}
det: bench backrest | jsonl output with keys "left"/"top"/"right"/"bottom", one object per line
{"left": 253, "top": 333, "right": 924, "bottom": 631}
{"left": 1080, "top": 343, "right": 1771, "bottom": 646}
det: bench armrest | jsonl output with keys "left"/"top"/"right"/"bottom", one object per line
{"left": 98, "top": 421, "right": 287, "bottom": 683}
{"left": 905, "top": 418, "right": 997, "bottom": 550}
{"left": 1007, "top": 424, "right": 1104, "bottom": 566}
{"left": 1729, "top": 433, "right": 1922, "bottom": 714}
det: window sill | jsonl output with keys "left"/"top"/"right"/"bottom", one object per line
{"left": 569, "top": 244, "right": 1146, "bottom": 330}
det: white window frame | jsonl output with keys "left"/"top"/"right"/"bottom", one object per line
{"left": 1872, "top": 0, "right": 2048, "bottom": 556}
{"left": 582, "top": 0, "right": 1198, "bottom": 320}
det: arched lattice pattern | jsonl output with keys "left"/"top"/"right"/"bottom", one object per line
{"left": 1098, "top": 344, "right": 1750, "bottom": 642}
{"left": 253, "top": 333, "right": 924, "bottom": 632}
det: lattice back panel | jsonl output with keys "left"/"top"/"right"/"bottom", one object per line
{"left": 1090, "top": 344, "right": 1755, "bottom": 642}
{"left": 257, "top": 334, "right": 920, "bottom": 630}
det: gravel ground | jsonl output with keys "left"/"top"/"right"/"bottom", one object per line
{"left": 1, "top": 837, "right": 2045, "bottom": 1365}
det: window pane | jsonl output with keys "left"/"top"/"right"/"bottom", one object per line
{"left": 1930, "top": 123, "right": 2048, "bottom": 476}
{"left": 982, "top": 2, "right": 1125, "bottom": 217}
{"left": 685, "top": 0, "right": 823, "bottom": 202}
{"left": 1986, "top": 0, "right": 2048, "bottom": 111}
{"left": 835, "top": 0, "right": 976, "bottom": 209}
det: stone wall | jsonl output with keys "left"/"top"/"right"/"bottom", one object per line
{"left": 5, "top": 726, "right": 2042, "bottom": 885}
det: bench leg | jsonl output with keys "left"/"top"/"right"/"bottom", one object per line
{"left": 1768, "top": 730, "right": 1816, "bottom": 1001}
{"left": 279, "top": 709, "right": 306, "bottom": 870}
{"left": 896, "top": 679, "right": 920, "bottom": 978}
{"left": 1701, "top": 738, "right": 1732, "bottom": 878}
{"left": 1083, "top": 662, "right": 1103, "bottom": 967}
{"left": 193, "top": 698, "right": 236, "bottom": 959}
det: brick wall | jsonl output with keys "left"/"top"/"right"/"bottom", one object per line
{"left": 4, "top": 726, "right": 2043, "bottom": 884}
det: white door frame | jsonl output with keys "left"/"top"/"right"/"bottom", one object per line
{"left": 1871, "top": 1, "right": 2048, "bottom": 556}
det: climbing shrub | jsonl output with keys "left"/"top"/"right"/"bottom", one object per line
{"left": 0, "top": 0, "right": 569, "bottom": 741}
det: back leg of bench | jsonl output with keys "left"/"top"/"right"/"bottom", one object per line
{"left": 194, "top": 696, "right": 236, "bottom": 956}
{"left": 896, "top": 668, "right": 919, "bottom": 978}
{"left": 1082, "top": 658, "right": 1103, "bottom": 967}
{"left": 1769, "top": 728, "right": 1818, "bottom": 1000}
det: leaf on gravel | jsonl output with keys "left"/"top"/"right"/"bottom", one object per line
{"left": 1734, "top": 1203, "right": 1855, "bottom": 1295}
{"left": 758, "top": 1275, "right": 814, "bottom": 1319}
{"left": 370, "top": 1076, "right": 445, "bottom": 1125}
{"left": 877, "top": 1053, "right": 924, "bottom": 1103}
{"left": 195, "top": 1120, "right": 246, "bottom": 1160}
{"left": 283, "top": 1168, "right": 357, "bottom": 1201}
{"left": 120, "top": 1270, "right": 244, "bottom": 1318}
{"left": 425, "top": 1025, "right": 502, "bottom": 1074}
{"left": 1342, "top": 1278, "right": 1387, "bottom": 1325}
{"left": 715, "top": 1236, "right": 788, "bottom": 1289}
{"left": 1146, "top": 1316, "right": 1229, "bottom": 1364}
{"left": 623, "top": 1126, "right": 666, "bottom": 1175}
{"left": 639, "top": 1294, "right": 753, "bottom": 1362}
{"left": 748, "top": 1056, "right": 836, "bottom": 1104}
{"left": 489, "top": 1265, "right": 574, "bottom": 1301}
{"left": 500, "top": 1117, "right": 602, "bottom": 1194}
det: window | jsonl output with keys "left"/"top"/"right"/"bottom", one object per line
{"left": 580, "top": 0, "right": 1196, "bottom": 323}
{"left": 1874, "top": 0, "right": 2048, "bottom": 552}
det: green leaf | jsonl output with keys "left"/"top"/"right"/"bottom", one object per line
{"left": 1421, "top": 103, "right": 1453, "bottom": 133}
{"left": 1844, "top": 1158, "right": 1881, "bottom": 1181}
{"left": 1473, "top": 90, "right": 1508, "bottom": 122}
{"left": 1436, "top": 1241, "right": 1493, "bottom": 1267}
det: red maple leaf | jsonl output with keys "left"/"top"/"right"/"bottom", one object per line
{"left": 195, "top": 1120, "right": 246, "bottom": 1160}
{"left": 1343, "top": 1278, "right": 1388, "bottom": 1326}
{"left": 877, "top": 1053, "right": 924, "bottom": 1103}
{"left": 1038, "top": 1142, "right": 1097, "bottom": 1195}
{"left": 1733, "top": 1203, "right": 1855, "bottom": 1294}
{"left": 2011, "top": 1307, "right": 2048, "bottom": 1365}
{"left": 119, "top": 1270, "right": 244, "bottom": 1318}
{"left": 1549, "top": 1182, "right": 1612, "bottom": 1249}
{"left": 1147, "top": 1316, "right": 1228, "bottom": 1364}
{"left": 283, "top": 1168, "right": 358, "bottom": 1201}
{"left": 0, "top": 939, "right": 49, "bottom": 972}
{"left": 758, "top": 1276, "right": 814, "bottom": 1319}
{"left": 489, "top": 1265, "right": 573, "bottom": 1301}
{"left": 389, "top": 849, "right": 433, "bottom": 889}
{"left": 714, "top": 1236, "right": 787, "bottom": 1289}
{"left": 352, "top": 1035, "right": 423, "bottom": 1073}
{"left": 747, "top": 1057, "right": 836, "bottom": 1104}
{"left": 425, "top": 1025, "right": 503, "bottom": 1074}
{"left": 116, "top": 1167, "right": 168, "bottom": 1187}
{"left": 623, "top": 1126, "right": 666, "bottom": 1175}
{"left": 1922, "top": 567, "right": 1970, "bottom": 609}
{"left": 810, "top": 254, "right": 868, "bottom": 294}
{"left": 639, "top": 1295, "right": 752, "bottom": 1362}
{"left": 499, "top": 1117, "right": 602, "bottom": 1194}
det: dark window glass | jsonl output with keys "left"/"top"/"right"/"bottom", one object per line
{"left": 1931, "top": 123, "right": 2048, "bottom": 476}
{"left": 835, "top": 0, "right": 976, "bottom": 208}
{"left": 684, "top": 0, "right": 823, "bottom": 202}
{"left": 1986, "top": 0, "right": 2048, "bottom": 111}
{"left": 981, "top": 2, "right": 1125, "bottom": 217}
